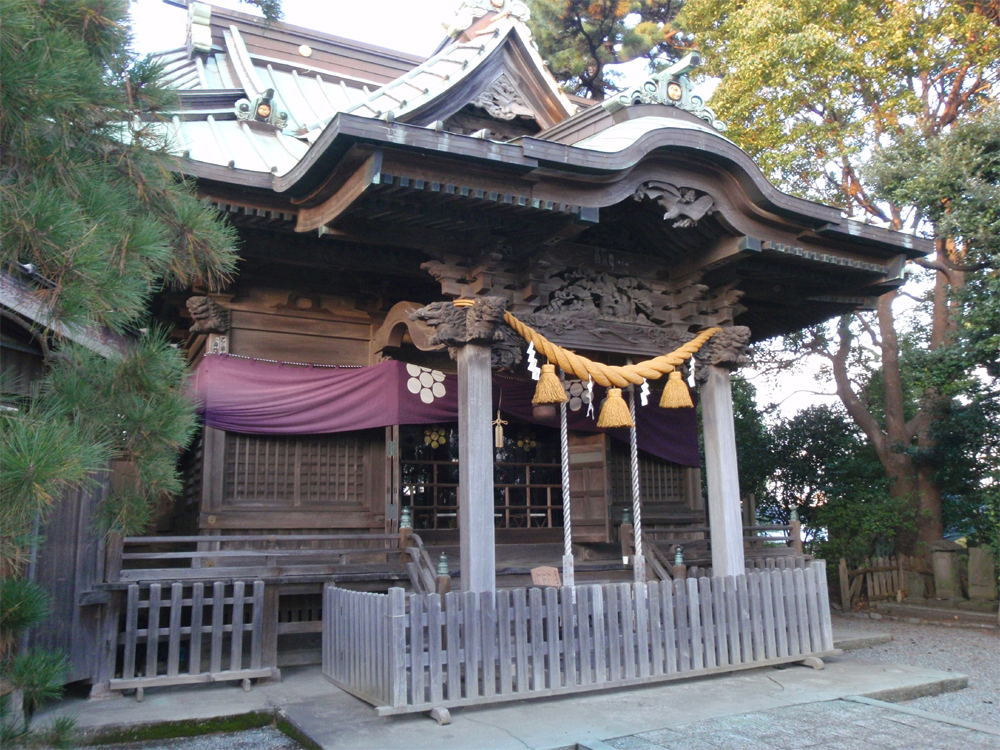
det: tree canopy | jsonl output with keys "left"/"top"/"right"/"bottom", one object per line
{"left": 679, "top": 0, "right": 999, "bottom": 554}
{"left": 528, "top": 0, "right": 689, "bottom": 99}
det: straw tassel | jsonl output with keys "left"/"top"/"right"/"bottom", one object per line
{"left": 533, "top": 364, "right": 569, "bottom": 404}
{"left": 659, "top": 370, "right": 694, "bottom": 409}
{"left": 597, "top": 388, "right": 633, "bottom": 428}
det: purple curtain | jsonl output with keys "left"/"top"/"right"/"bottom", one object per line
{"left": 189, "top": 355, "right": 700, "bottom": 466}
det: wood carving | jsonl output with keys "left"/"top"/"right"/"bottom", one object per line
{"left": 186, "top": 296, "right": 230, "bottom": 334}
{"left": 491, "top": 324, "right": 524, "bottom": 370}
{"left": 410, "top": 297, "right": 508, "bottom": 358}
{"left": 470, "top": 74, "right": 534, "bottom": 121}
{"left": 694, "top": 325, "right": 751, "bottom": 380}
{"left": 634, "top": 182, "right": 716, "bottom": 228}
{"left": 418, "top": 246, "right": 745, "bottom": 357}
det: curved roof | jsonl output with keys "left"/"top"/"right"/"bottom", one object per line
{"left": 574, "top": 116, "right": 736, "bottom": 152}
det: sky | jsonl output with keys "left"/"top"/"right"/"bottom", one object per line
{"left": 128, "top": 0, "right": 837, "bottom": 418}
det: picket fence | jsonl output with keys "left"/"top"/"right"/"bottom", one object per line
{"left": 323, "top": 561, "right": 836, "bottom": 714}
{"left": 109, "top": 580, "right": 278, "bottom": 698}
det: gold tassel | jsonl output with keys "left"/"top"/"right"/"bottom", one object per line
{"left": 532, "top": 364, "right": 569, "bottom": 404}
{"left": 659, "top": 370, "right": 694, "bottom": 409}
{"left": 597, "top": 387, "right": 633, "bottom": 428}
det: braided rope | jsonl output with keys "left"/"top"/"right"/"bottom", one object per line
{"left": 560, "top": 398, "right": 574, "bottom": 587}
{"left": 503, "top": 312, "right": 721, "bottom": 387}
{"left": 628, "top": 386, "right": 645, "bottom": 583}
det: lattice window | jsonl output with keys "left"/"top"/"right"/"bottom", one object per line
{"left": 400, "top": 423, "right": 563, "bottom": 530}
{"left": 223, "top": 432, "right": 367, "bottom": 507}
{"left": 608, "top": 442, "right": 687, "bottom": 509}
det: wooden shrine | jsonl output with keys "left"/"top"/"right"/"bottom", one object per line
{"left": 9, "top": 0, "right": 931, "bottom": 701}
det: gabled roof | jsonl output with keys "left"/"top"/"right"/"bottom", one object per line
{"left": 339, "top": 15, "right": 575, "bottom": 130}
{"left": 151, "top": 2, "right": 574, "bottom": 175}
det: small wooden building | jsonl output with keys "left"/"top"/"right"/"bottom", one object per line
{"left": 7, "top": 0, "right": 931, "bottom": 700}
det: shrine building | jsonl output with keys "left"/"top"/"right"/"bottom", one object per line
{"left": 18, "top": 0, "right": 931, "bottom": 711}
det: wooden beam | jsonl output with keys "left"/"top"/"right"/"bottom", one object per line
{"left": 295, "top": 150, "right": 383, "bottom": 232}
{"left": 670, "top": 236, "right": 761, "bottom": 281}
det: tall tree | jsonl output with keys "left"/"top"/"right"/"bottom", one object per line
{"left": 0, "top": 0, "right": 245, "bottom": 732}
{"left": 679, "top": 0, "right": 999, "bottom": 553}
{"left": 528, "top": 0, "right": 688, "bottom": 99}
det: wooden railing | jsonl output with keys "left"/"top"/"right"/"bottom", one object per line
{"left": 635, "top": 523, "right": 807, "bottom": 582}
{"left": 107, "top": 533, "right": 405, "bottom": 584}
{"left": 322, "top": 561, "right": 836, "bottom": 715}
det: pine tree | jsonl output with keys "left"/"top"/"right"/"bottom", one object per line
{"left": 0, "top": 0, "right": 259, "bottom": 732}
{"left": 527, "top": 1, "right": 688, "bottom": 99}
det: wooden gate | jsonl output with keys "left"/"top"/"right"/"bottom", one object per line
{"left": 323, "top": 561, "right": 836, "bottom": 715}
{"left": 109, "top": 580, "right": 278, "bottom": 697}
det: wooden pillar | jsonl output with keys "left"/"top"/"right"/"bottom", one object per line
{"left": 701, "top": 364, "right": 745, "bottom": 578}
{"left": 457, "top": 344, "right": 496, "bottom": 593}
{"left": 412, "top": 297, "right": 508, "bottom": 595}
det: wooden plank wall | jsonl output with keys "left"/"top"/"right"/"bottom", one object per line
{"left": 323, "top": 561, "right": 836, "bottom": 714}
{"left": 29, "top": 470, "right": 110, "bottom": 683}
{"left": 223, "top": 288, "right": 376, "bottom": 367}
{"left": 568, "top": 433, "right": 611, "bottom": 543}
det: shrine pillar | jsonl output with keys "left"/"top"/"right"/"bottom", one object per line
{"left": 411, "top": 297, "right": 508, "bottom": 595}
{"left": 695, "top": 327, "right": 752, "bottom": 578}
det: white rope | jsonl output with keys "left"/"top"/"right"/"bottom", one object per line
{"left": 629, "top": 385, "right": 645, "bottom": 583}
{"left": 560, "top": 377, "right": 574, "bottom": 588}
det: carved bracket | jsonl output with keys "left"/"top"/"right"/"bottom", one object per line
{"left": 634, "top": 182, "right": 716, "bottom": 228}
{"left": 694, "top": 325, "right": 751, "bottom": 381}
{"left": 186, "top": 296, "right": 230, "bottom": 334}
{"left": 411, "top": 297, "right": 508, "bottom": 360}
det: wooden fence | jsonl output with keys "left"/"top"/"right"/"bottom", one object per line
{"left": 323, "top": 561, "right": 835, "bottom": 715}
{"left": 109, "top": 580, "right": 279, "bottom": 698}
{"left": 839, "top": 556, "right": 919, "bottom": 609}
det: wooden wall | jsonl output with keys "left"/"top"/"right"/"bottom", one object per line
{"left": 220, "top": 287, "right": 379, "bottom": 366}
{"left": 29, "top": 471, "right": 109, "bottom": 684}
{"left": 199, "top": 427, "right": 387, "bottom": 532}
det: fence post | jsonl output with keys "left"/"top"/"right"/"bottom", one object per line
{"left": 387, "top": 588, "right": 407, "bottom": 708}
{"left": 838, "top": 558, "right": 850, "bottom": 610}
{"left": 790, "top": 515, "right": 804, "bottom": 556}
{"left": 259, "top": 583, "right": 280, "bottom": 682}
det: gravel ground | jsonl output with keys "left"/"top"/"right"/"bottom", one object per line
{"left": 84, "top": 726, "right": 302, "bottom": 750}
{"left": 832, "top": 613, "right": 1000, "bottom": 726}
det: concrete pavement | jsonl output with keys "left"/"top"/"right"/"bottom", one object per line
{"left": 40, "top": 652, "right": 970, "bottom": 750}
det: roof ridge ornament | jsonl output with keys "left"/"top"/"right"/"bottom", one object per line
{"left": 235, "top": 88, "right": 289, "bottom": 130}
{"left": 605, "top": 52, "right": 727, "bottom": 132}
{"left": 446, "top": 0, "right": 530, "bottom": 38}
{"left": 187, "top": 2, "right": 213, "bottom": 56}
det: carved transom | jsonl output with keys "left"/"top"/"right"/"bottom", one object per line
{"left": 420, "top": 245, "right": 746, "bottom": 357}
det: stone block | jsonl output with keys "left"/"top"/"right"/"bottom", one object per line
{"left": 905, "top": 569, "right": 925, "bottom": 599}
{"left": 932, "top": 549, "right": 961, "bottom": 599}
{"left": 967, "top": 547, "right": 997, "bottom": 601}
